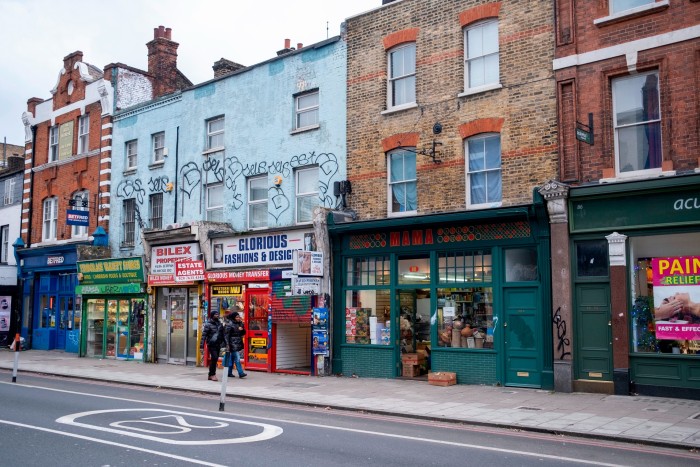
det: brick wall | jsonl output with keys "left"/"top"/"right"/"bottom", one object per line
{"left": 339, "top": 346, "right": 395, "bottom": 378}
{"left": 432, "top": 349, "right": 498, "bottom": 384}
{"left": 345, "top": 0, "right": 558, "bottom": 220}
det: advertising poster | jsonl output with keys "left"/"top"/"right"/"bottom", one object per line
{"left": 312, "top": 308, "right": 328, "bottom": 330}
{"left": 293, "top": 250, "right": 323, "bottom": 276}
{"left": 0, "top": 296, "right": 11, "bottom": 332}
{"left": 312, "top": 330, "right": 328, "bottom": 355}
{"left": 652, "top": 256, "right": 700, "bottom": 341}
{"left": 292, "top": 277, "right": 321, "bottom": 296}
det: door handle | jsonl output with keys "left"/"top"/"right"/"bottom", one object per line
{"left": 504, "top": 322, "right": 507, "bottom": 327}
{"left": 608, "top": 321, "right": 611, "bottom": 326}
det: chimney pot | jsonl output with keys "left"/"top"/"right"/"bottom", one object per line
{"left": 165, "top": 27, "right": 172, "bottom": 40}
{"left": 297, "top": 43, "right": 303, "bottom": 50}
{"left": 284, "top": 38, "right": 291, "bottom": 49}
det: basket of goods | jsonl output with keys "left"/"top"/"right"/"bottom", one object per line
{"left": 460, "top": 324, "right": 474, "bottom": 337}
{"left": 439, "top": 326, "right": 452, "bottom": 345}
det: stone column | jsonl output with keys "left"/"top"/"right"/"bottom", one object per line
{"left": 538, "top": 180, "right": 573, "bottom": 393}
{"left": 606, "top": 231, "right": 630, "bottom": 395}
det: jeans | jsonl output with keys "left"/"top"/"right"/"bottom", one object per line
{"left": 228, "top": 350, "right": 245, "bottom": 376}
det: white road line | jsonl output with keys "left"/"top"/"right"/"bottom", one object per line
{"left": 0, "top": 419, "right": 226, "bottom": 467}
{"left": 1, "top": 381, "right": 625, "bottom": 466}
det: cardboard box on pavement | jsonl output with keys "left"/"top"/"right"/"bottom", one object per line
{"left": 428, "top": 371, "right": 457, "bottom": 386}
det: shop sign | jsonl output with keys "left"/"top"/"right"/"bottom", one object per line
{"left": 293, "top": 250, "right": 323, "bottom": 277}
{"left": 174, "top": 260, "right": 204, "bottom": 282}
{"left": 571, "top": 191, "right": 700, "bottom": 233}
{"left": 76, "top": 283, "right": 143, "bottom": 295}
{"left": 0, "top": 296, "right": 11, "bottom": 332}
{"left": 147, "top": 274, "right": 195, "bottom": 286}
{"left": 78, "top": 257, "right": 145, "bottom": 284}
{"left": 292, "top": 277, "right": 321, "bottom": 295}
{"left": 58, "top": 121, "right": 73, "bottom": 160}
{"left": 211, "top": 285, "right": 243, "bottom": 296}
{"left": 66, "top": 209, "right": 89, "bottom": 226}
{"left": 651, "top": 256, "right": 700, "bottom": 341}
{"left": 211, "top": 230, "right": 315, "bottom": 269}
{"left": 47, "top": 255, "right": 65, "bottom": 266}
{"left": 150, "top": 243, "right": 201, "bottom": 275}
{"left": 205, "top": 270, "right": 270, "bottom": 282}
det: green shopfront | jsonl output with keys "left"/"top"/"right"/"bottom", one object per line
{"left": 76, "top": 257, "right": 148, "bottom": 361}
{"left": 329, "top": 204, "right": 553, "bottom": 388}
{"left": 569, "top": 174, "right": 700, "bottom": 399}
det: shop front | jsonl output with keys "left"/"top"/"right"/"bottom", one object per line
{"left": 76, "top": 257, "right": 147, "bottom": 360}
{"left": 569, "top": 175, "right": 700, "bottom": 399}
{"left": 329, "top": 204, "right": 553, "bottom": 388}
{"left": 148, "top": 242, "right": 203, "bottom": 365}
{"left": 16, "top": 244, "right": 82, "bottom": 351}
{"left": 209, "top": 229, "right": 316, "bottom": 374}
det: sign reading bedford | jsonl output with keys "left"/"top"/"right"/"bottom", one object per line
{"left": 78, "top": 257, "right": 145, "bottom": 284}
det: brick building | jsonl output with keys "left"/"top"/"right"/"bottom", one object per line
{"left": 329, "top": 0, "right": 559, "bottom": 388}
{"left": 543, "top": 0, "right": 700, "bottom": 398}
{"left": 17, "top": 26, "right": 191, "bottom": 353}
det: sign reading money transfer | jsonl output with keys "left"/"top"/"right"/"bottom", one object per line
{"left": 652, "top": 256, "right": 700, "bottom": 341}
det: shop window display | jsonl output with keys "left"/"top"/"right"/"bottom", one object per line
{"left": 436, "top": 288, "right": 493, "bottom": 349}
{"left": 345, "top": 289, "right": 391, "bottom": 344}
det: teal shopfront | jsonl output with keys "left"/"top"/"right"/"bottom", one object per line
{"left": 328, "top": 201, "right": 553, "bottom": 388}
{"left": 76, "top": 257, "right": 148, "bottom": 361}
{"left": 569, "top": 174, "right": 700, "bottom": 399}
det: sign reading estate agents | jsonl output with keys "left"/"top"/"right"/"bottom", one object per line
{"left": 652, "top": 256, "right": 700, "bottom": 341}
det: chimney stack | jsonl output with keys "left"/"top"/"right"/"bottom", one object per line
{"left": 277, "top": 38, "right": 295, "bottom": 56}
{"left": 212, "top": 58, "right": 245, "bottom": 78}
{"left": 147, "top": 25, "right": 180, "bottom": 98}
{"left": 297, "top": 43, "right": 303, "bottom": 50}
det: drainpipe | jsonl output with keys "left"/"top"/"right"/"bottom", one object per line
{"left": 26, "top": 125, "right": 36, "bottom": 246}
{"left": 174, "top": 126, "right": 179, "bottom": 223}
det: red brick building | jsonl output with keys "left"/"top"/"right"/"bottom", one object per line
{"left": 17, "top": 26, "right": 190, "bottom": 352}
{"left": 544, "top": 0, "right": 700, "bottom": 397}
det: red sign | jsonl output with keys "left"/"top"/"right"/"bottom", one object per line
{"left": 147, "top": 274, "right": 195, "bottom": 286}
{"left": 205, "top": 270, "right": 270, "bottom": 282}
{"left": 175, "top": 260, "right": 205, "bottom": 282}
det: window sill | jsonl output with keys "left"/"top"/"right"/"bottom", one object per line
{"left": 290, "top": 124, "right": 320, "bottom": 135}
{"left": 458, "top": 83, "right": 503, "bottom": 98}
{"left": 388, "top": 210, "right": 418, "bottom": 218}
{"left": 466, "top": 202, "right": 502, "bottom": 210}
{"left": 600, "top": 169, "right": 674, "bottom": 183}
{"left": 120, "top": 244, "right": 135, "bottom": 251}
{"left": 123, "top": 169, "right": 137, "bottom": 176}
{"left": 202, "top": 146, "right": 225, "bottom": 156}
{"left": 593, "top": 0, "right": 669, "bottom": 27}
{"left": 381, "top": 103, "right": 418, "bottom": 116}
{"left": 149, "top": 161, "right": 165, "bottom": 170}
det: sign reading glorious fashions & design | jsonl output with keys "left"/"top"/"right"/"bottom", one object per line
{"left": 78, "top": 257, "right": 145, "bottom": 284}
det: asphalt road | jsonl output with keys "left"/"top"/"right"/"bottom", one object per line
{"left": 1, "top": 371, "right": 699, "bottom": 466}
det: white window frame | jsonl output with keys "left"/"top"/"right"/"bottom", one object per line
{"left": 294, "top": 90, "right": 319, "bottom": 131}
{"left": 387, "top": 43, "right": 417, "bottom": 110}
{"left": 71, "top": 190, "right": 89, "bottom": 238}
{"left": 387, "top": 148, "right": 417, "bottom": 217}
{"left": 248, "top": 175, "right": 268, "bottom": 230}
{"left": 149, "top": 193, "right": 163, "bottom": 229}
{"left": 206, "top": 183, "right": 224, "bottom": 222}
{"left": 4, "top": 178, "right": 15, "bottom": 205}
{"left": 464, "top": 19, "right": 500, "bottom": 92}
{"left": 465, "top": 133, "right": 502, "bottom": 209}
{"left": 78, "top": 114, "right": 89, "bottom": 154}
{"left": 612, "top": 70, "right": 662, "bottom": 178}
{"left": 49, "top": 125, "right": 59, "bottom": 162}
{"left": 610, "top": 0, "right": 654, "bottom": 14}
{"left": 295, "top": 167, "right": 319, "bottom": 224}
{"left": 0, "top": 225, "right": 9, "bottom": 264}
{"left": 152, "top": 132, "right": 165, "bottom": 163}
{"left": 42, "top": 197, "right": 58, "bottom": 242}
{"left": 126, "top": 140, "right": 138, "bottom": 170}
{"left": 122, "top": 199, "right": 136, "bottom": 247}
{"left": 207, "top": 117, "right": 225, "bottom": 150}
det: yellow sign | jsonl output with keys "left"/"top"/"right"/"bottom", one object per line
{"left": 58, "top": 121, "right": 73, "bottom": 160}
{"left": 251, "top": 338, "right": 266, "bottom": 346}
{"left": 589, "top": 372, "right": 603, "bottom": 378}
{"left": 516, "top": 371, "right": 529, "bottom": 377}
{"left": 211, "top": 285, "right": 243, "bottom": 296}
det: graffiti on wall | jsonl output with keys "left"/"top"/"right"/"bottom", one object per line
{"left": 552, "top": 306, "right": 571, "bottom": 360}
{"left": 116, "top": 179, "right": 146, "bottom": 205}
{"left": 148, "top": 176, "right": 171, "bottom": 193}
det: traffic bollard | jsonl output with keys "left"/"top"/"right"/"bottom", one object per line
{"left": 219, "top": 351, "right": 230, "bottom": 411}
{"left": 11, "top": 333, "right": 20, "bottom": 383}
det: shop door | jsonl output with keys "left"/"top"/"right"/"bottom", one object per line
{"left": 85, "top": 299, "right": 106, "bottom": 358}
{"left": 503, "top": 287, "right": 542, "bottom": 387}
{"left": 574, "top": 284, "right": 612, "bottom": 381}
{"left": 168, "top": 293, "right": 187, "bottom": 364}
{"left": 56, "top": 295, "right": 73, "bottom": 350}
{"left": 246, "top": 291, "right": 269, "bottom": 370}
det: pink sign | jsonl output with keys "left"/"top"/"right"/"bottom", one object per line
{"left": 655, "top": 323, "right": 700, "bottom": 341}
{"left": 652, "top": 255, "right": 700, "bottom": 341}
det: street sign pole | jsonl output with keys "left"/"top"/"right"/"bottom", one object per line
{"left": 11, "top": 333, "right": 20, "bottom": 382}
{"left": 219, "top": 350, "right": 230, "bottom": 411}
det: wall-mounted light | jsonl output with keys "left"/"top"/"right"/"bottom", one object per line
{"left": 165, "top": 182, "right": 174, "bottom": 193}
{"left": 333, "top": 180, "right": 352, "bottom": 209}
{"left": 273, "top": 175, "right": 283, "bottom": 187}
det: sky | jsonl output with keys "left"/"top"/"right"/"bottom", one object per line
{"left": 0, "top": 0, "right": 383, "bottom": 146}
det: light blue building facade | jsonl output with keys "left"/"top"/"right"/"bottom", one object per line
{"left": 109, "top": 36, "right": 347, "bottom": 367}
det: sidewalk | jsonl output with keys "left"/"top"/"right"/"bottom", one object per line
{"left": 2, "top": 349, "right": 700, "bottom": 450}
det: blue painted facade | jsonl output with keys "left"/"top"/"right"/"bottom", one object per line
{"left": 109, "top": 36, "right": 347, "bottom": 255}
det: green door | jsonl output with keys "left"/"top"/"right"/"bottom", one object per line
{"left": 574, "top": 284, "right": 612, "bottom": 381}
{"left": 503, "top": 287, "right": 541, "bottom": 387}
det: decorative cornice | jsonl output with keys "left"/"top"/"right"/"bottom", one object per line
{"left": 113, "top": 94, "right": 182, "bottom": 121}
{"left": 606, "top": 232, "right": 628, "bottom": 267}
{"left": 538, "top": 180, "right": 570, "bottom": 224}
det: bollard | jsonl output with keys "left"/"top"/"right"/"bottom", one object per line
{"left": 219, "top": 351, "right": 230, "bottom": 411}
{"left": 11, "top": 333, "right": 20, "bottom": 383}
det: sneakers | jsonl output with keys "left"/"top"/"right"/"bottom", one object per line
{"left": 239, "top": 373, "right": 247, "bottom": 379}
{"left": 208, "top": 375, "right": 218, "bottom": 381}
{"left": 227, "top": 373, "right": 234, "bottom": 378}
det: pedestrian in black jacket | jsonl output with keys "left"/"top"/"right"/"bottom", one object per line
{"left": 224, "top": 311, "right": 248, "bottom": 378}
{"left": 202, "top": 311, "right": 224, "bottom": 381}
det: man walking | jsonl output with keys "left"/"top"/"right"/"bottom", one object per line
{"left": 202, "top": 311, "right": 224, "bottom": 381}
{"left": 224, "top": 311, "right": 247, "bottom": 378}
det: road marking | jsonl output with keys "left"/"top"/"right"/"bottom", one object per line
{"left": 57, "top": 408, "right": 283, "bottom": 445}
{"left": 0, "top": 419, "right": 226, "bottom": 467}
